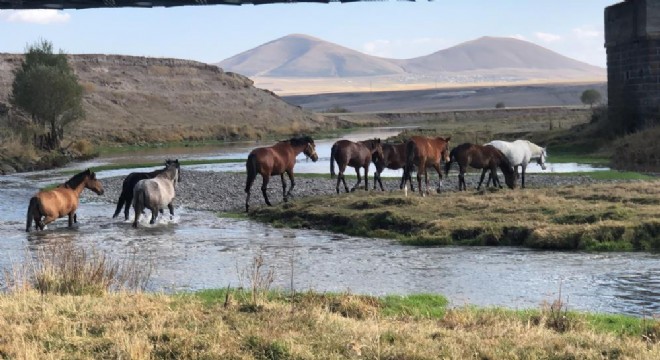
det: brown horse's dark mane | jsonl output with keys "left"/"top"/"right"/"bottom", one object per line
{"left": 63, "top": 169, "right": 92, "bottom": 189}
{"left": 287, "top": 136, "right": 314, "bottom": 147}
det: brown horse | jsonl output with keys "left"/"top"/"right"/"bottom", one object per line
{"left": 330, "top": 138, "right": 383, "bottom": 193}
{"left": 372, "top": 142, "right": 415, "bottom": 192}
{"left": 444, "top": 143, "right": 516, "bottom": 191}
{"left": 401, "top": 136, "right": 451, "bottom": 196}
{"left": 26, "top": 169, "right": 104, "bottom": 232}
{"left": 245, "top": 136, "right": 318, "bottom": 212}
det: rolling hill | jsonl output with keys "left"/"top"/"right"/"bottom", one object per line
{"left": 217, "top": 35, "right": 605, "bottom": 94}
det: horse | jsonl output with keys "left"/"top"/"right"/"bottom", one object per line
{"left": 330, "top": 138, "right": 383, "bottom": 193}
{"left": 372, "top": 142, "right": 416, "bottom": 192}
{"left": 113, "top": 159, "right": 180, "bottom": 220}
{"left": 444, "top": 143, "right": 516, "bottom": 191}
{"left": 132, "top": 160, "right": 180, "bottom": 228}
{"left": 245, "top": 136, "right": 318, "bottom": 212}
{"left": 26, "top": 169, "right": 104, "bottom": 232}
{"left": 401, "top": 136, "right": 451, "bottom": 196}
{"left": 484, "top": 140, "right": 547, "bottom": 188}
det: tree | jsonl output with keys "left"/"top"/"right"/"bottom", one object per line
{"left": 580, "top": 89, "right": 602, "bottom": 108}
{"left": 10, "top": 40, "right": 84, "bottom": 151}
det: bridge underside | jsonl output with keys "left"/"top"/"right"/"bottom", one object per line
{"left": 0, "top": 0, "right": 408, "bottom": 10}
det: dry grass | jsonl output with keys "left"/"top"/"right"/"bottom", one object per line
{"left": 612, "top": 125, "right": 660, "bottom": 172}
{"left": 0, "top": 289, "right": 657, "bottom": 359}
{"left": 252, "top": 181, "right": 660, "bottom": 250}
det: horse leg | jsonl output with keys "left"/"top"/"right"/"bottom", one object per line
{"left": 280, "top": 174, "right": 288, "bottom": 202}
{"left": 150, "top": 207, "right": 159, "bottom": 224}
{"left": 521, "top": 164, "right": 527, "bottom": 189}
{"left": 168, "top": 203, "right": 174, "bottom": 219}
{"left": 41, "top": 215, "right": 57, "bottom": 229}
{"left": 285, "top": 170, "right": 295, "bottom": 199}
{"left": 352, "top": 167, "right": 362, "bottom": 192}
{"left": 458, "top": 165, "right": 467, "bottom": 191}
{"left": 477, "top": 169, "right": 488, "bottom": 190}
{"left": 261, "top": 175, "right": 272, "bottom": 206}
{"left": 364, "top": 165, "right": 369, "bottom": 191}
{"left": 68, "top": 212, "right": 75, "bottom": 228}
{"left": 417, "top": 166, "right": 424, "bottom": 197}
{"left": 491, "top": 165, "right": 502, "bottom": 189}
{"left": 432, "top": 163, "right": 443, "bottom": 193}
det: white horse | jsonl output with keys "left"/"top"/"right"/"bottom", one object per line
{"left": 485, "top": 140, "right": 547, "bottom": 188}
{"left": 132, "top": 160, "right": 180, "bottom": 228}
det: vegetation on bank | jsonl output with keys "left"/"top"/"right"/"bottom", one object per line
{"left": 1, "top": 243, "right": 658, "bottom": 359}
{"left": 251, "top": 180, "right": 660, "bottom": 251}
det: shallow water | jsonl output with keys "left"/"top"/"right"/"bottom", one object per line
{"left": 4, "top": 128, "right": 655, "bottom": 317}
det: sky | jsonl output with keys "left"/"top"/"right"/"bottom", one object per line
{"left": 0, "top": 0, "right": 621, "bottom": 68}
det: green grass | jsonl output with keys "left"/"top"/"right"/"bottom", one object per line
{"left": 547, "top": 153, "right": 610, "bottom": 164}
{"left": 380, "top": 294, "right": 448, "bottom": 319}
{"left": 216, "top": 211, "right": 250, "bottom": 220}
{"left": 546, "top": 170, "right": 655, "bottom": 181}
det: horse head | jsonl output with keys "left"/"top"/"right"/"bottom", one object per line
{"left": 369, "top": 138, "right": 384, "bottom": 163}
{"left": 83, "top": 170, "right": 104, "bottom": 195}
{"left": 166, "top": 159, "right": 182, "bottom": 183}
{"left": 303, "top": 141, "right": 318, "bottom": 162}
{"left": 441, "top": 137, "right": 452, "bottom": 163}
{"left": 537, "top": 148, "right": 547, "bottom": 170}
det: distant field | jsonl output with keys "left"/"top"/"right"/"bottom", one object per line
{"left": 283, "top": 82, "right": 607, "bottom": 113}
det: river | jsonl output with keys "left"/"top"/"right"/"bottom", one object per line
{"left": 2, "top": 128, "right": 659, "bottom": 317}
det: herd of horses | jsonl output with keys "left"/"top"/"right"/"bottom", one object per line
{"left": 24, "top": 135, "right": 546, "bottom": 232}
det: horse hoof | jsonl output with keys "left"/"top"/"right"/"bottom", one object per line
{"left": 283, "top": 197, "right": 288, "bottom": 203}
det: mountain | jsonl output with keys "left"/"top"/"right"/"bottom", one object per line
{"left": 399, "top": 36, "right": 603, "bottom": 75}
{"left": 217, "top": 34, "right": 405, "bottom": 77}
{"left": 217, "top": 35, "right": 605, "bottom": 82}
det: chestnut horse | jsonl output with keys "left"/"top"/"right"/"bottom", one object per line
{"left": 444, "top": 143, "right": 516, "bottom": 191}
{"left": 401, "top": 136, "right": 451, "bottom": 196}
{"left": 330, "top": 138, "right": 383, "bottom": 193}
{"left": 26, "top": 169, "right": 104, "bottom": 232}
{"left": 245, "top": 136, "right": 318, "bottom": 212}
{"left": 113, "top": 159, "right": 179, "bottom": 220}
{"left": 372, "top": 142, "right": 415, "bottom": 192}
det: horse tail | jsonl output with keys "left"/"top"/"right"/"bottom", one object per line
{"left": 113, "top": 193, "right": 126, "bottom": 218}
{"left": 26, "top": 196, "right": 39, "bottom": 232}
{"left": 405, "top": 140, "right": 416, "bottom": 176}
{"left": 444, "top": 147, "right": 456, "bottom": 176}
{"left": 245, "top": 153, "right": 258, "bottom": 194}
{"left": 330, "top": 144, "right": 337, "bottom": 179}
{"left": 133, "top": 186, "right": 145, "bottom": 214}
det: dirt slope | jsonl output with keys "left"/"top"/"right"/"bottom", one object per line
{"left": 0, "top": 53, "right": 329, "bottom": 144}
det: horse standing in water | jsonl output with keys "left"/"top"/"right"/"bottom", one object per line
{"left": 245, "top": 136, "right": 318, "bottom": 212}
{"left": 485, "top": 140, "right": 547, "bottom": 188}
{"left": 26, "top": 169, "right": 104, "bottom": 232}
{"left": 113, "top": 159, "right": 179, "bottom": 220}
{"left": 444, "top": 143, "right": 516, "bottom": 191}
{"left": 401, "top": 136, "right": 451, "bottom": 196}
{"left": 330, "top": 138, "right": 383, "bottom": 193}
{"left": 132, "top": 160, "right": 180, "bottom": 228}
{"left": 372, "top": 142, "right": 415, "bottom": 192}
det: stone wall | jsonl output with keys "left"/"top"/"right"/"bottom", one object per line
{"left": 605, "top": 0, "right": 660, "bottom": 130}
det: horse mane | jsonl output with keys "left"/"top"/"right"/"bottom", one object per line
{"left": 288, "top": 136, "right": 314, "bottom": 147}
{"left": 525, "top": 140, "right": 545, "bottom": 156}
{"left": 64, "top": 169, "right": 92, "bottom": 189}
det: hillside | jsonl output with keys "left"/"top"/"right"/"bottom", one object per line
{"left": 217, "top": 35, "right": 606, "bottom": 94}
{"left": 218, "top": 34, "right": 405, "bottom": 78}
{"left": 0, "top": 54, "right": 329, "bottom": 145}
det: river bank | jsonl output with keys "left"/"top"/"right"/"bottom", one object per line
{"left": 86, "top": 170, "right": 660, "bottom": 251}
{"left": 1, "top": 289, "right": 658, "bottom": 359}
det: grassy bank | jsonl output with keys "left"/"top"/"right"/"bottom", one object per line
{"left": 251, "top": 180, "right": 660, "bottom": 250}
{"left": 1, "top": 289, "right": 658, "bottom": 359}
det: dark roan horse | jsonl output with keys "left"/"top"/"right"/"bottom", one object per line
{"left": 330, "top": 138, "right": 383, "bottom": 193}
{"left": 372, "top": 142, "right": 416, "bottom": 192}
{"left": 26, "top": 169, "right": 104, "bottom": 232}
{"left": 401, "top": 136, "right": 451, "bottom": 196}
{"left": 113, "top": 159, "right": 180, "bottom": 220}
{"left": 444, "top": 143, "right": 516, "bottom": 191}
{"left": 245, "top": 136, "right": 319, "bottom": 212}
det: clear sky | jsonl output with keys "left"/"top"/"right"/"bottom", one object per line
{"left": 0, "top": 0, "right": 620, "bottom": 68}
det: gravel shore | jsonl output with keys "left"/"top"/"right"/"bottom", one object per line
{"left": 88, "top": 170, "right": 618, "bottom": 214}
